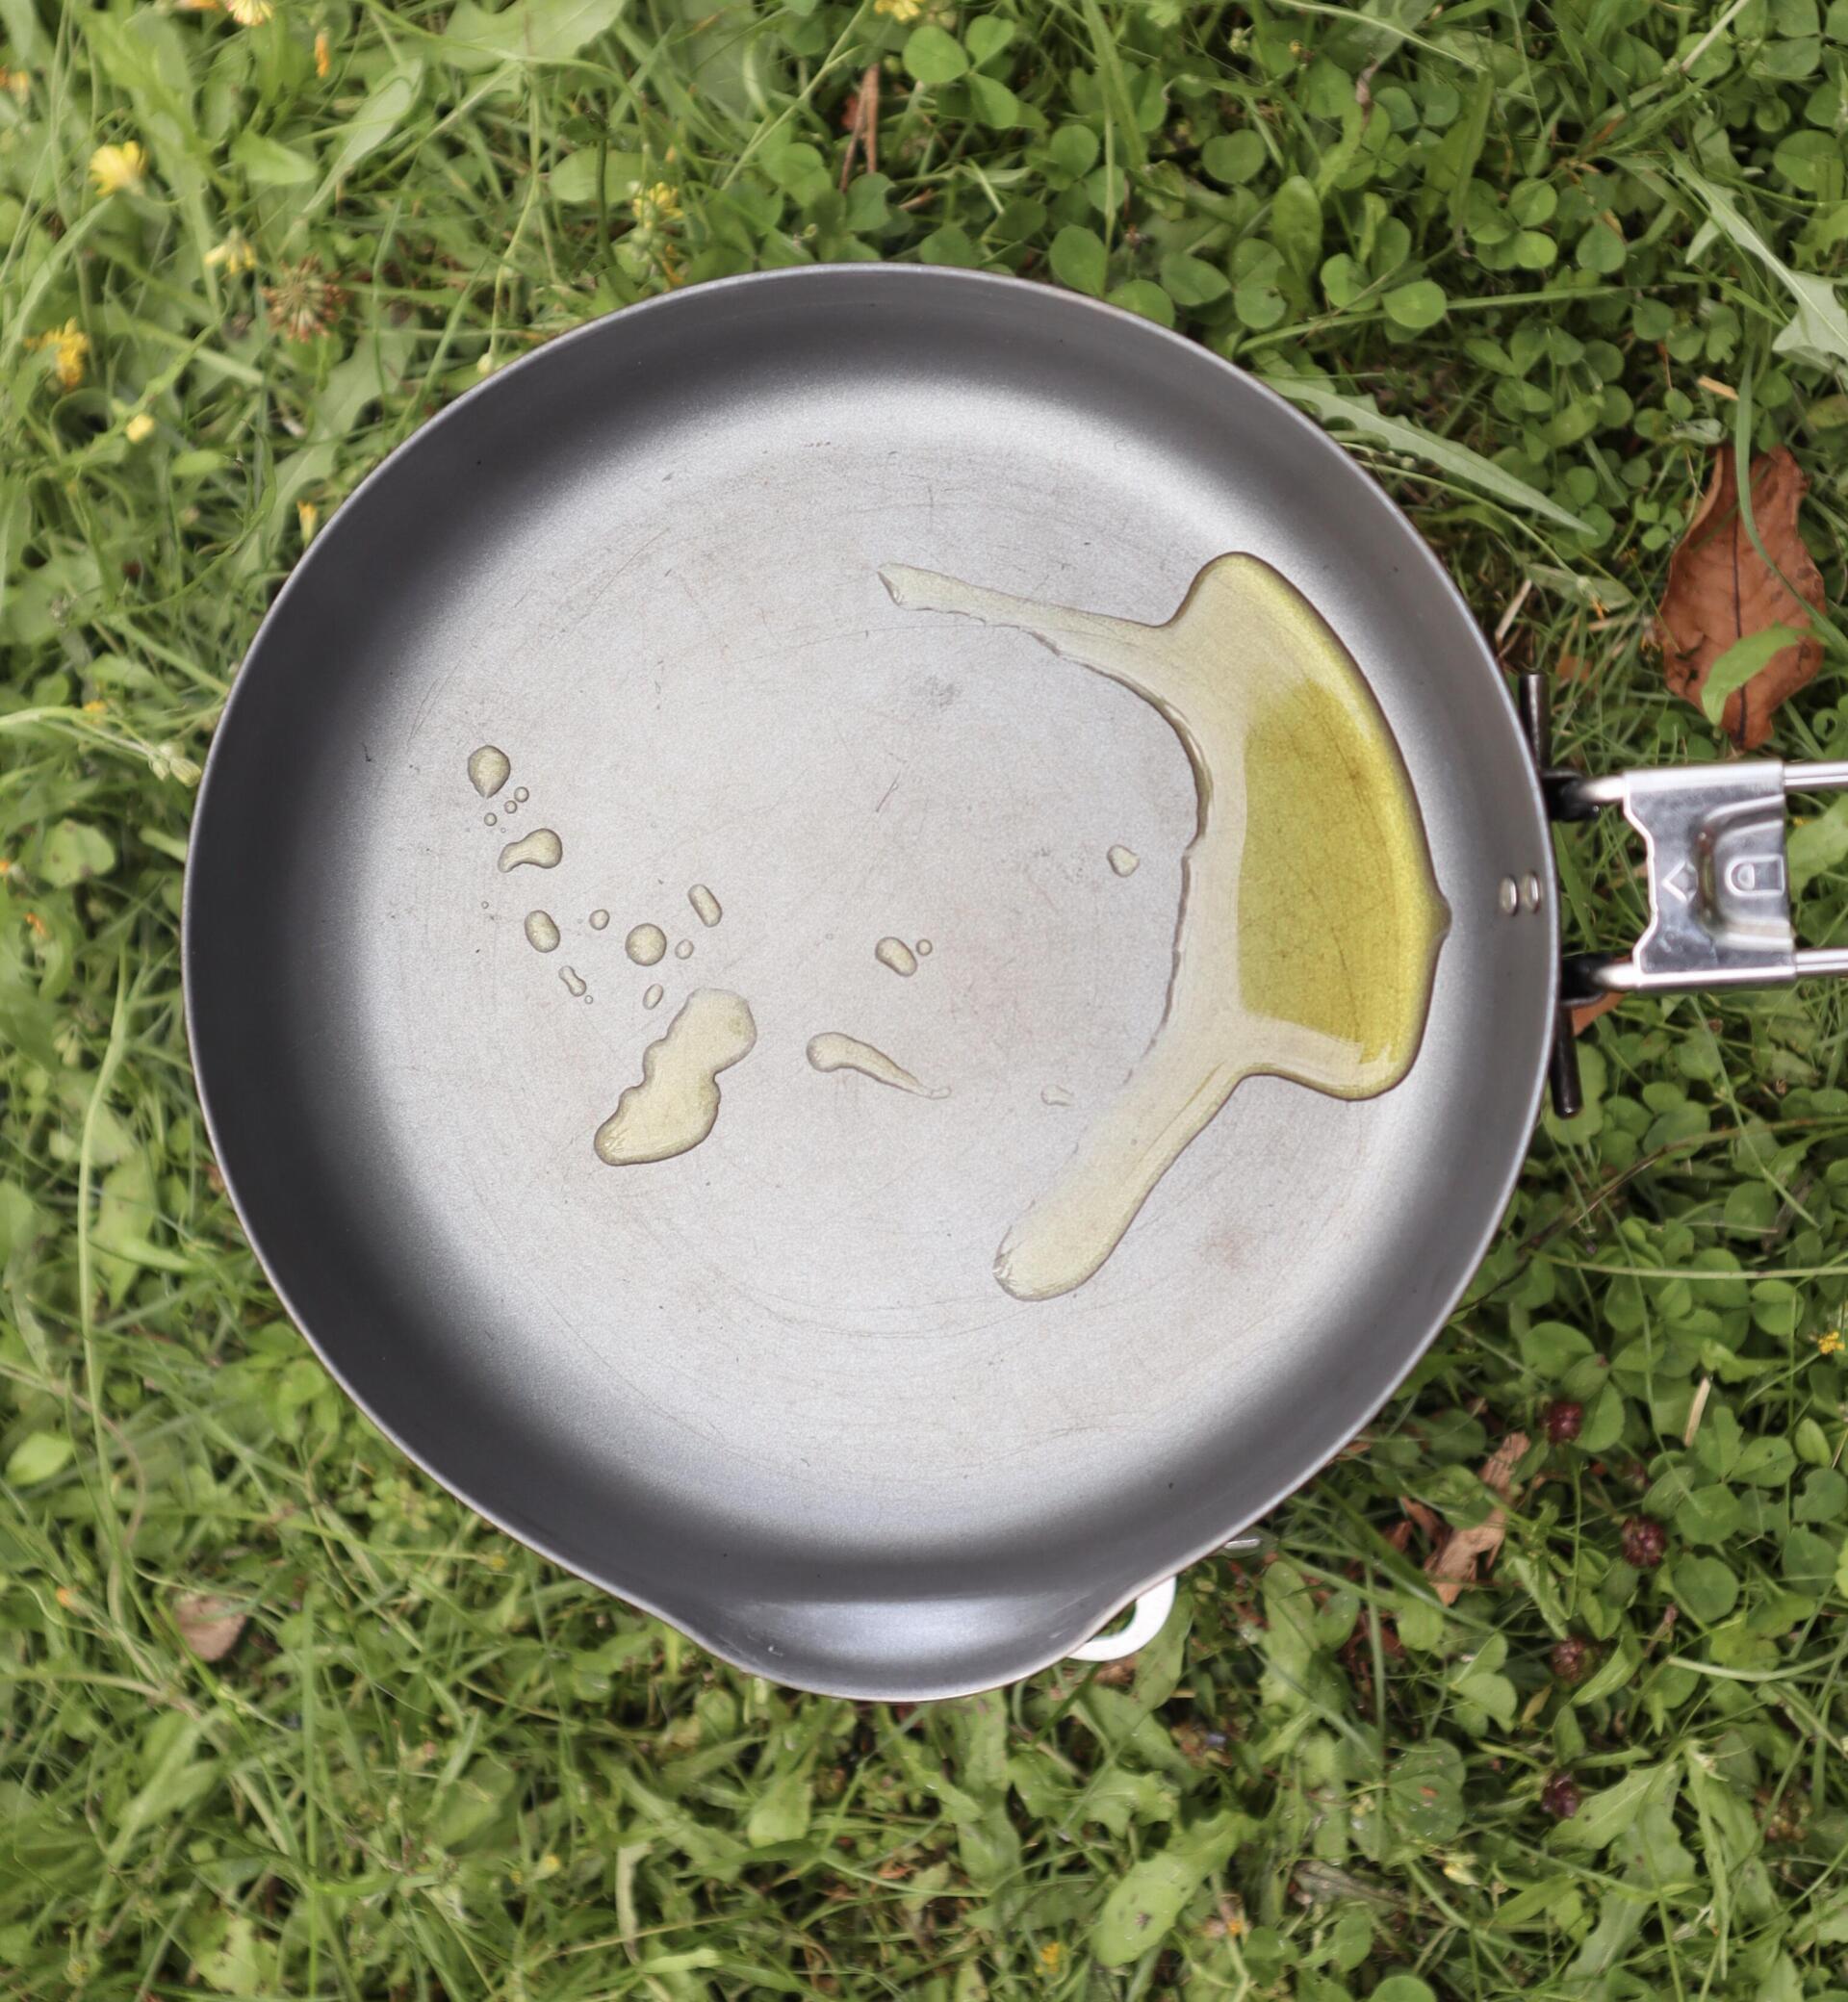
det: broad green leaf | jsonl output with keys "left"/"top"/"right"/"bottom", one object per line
{"left": 1268, "top": 378, "right": 1593, "bottom": 530}
{"left": 903, "top": 24, "right": 969, "bottom": 84}
{"left": 1161, "top": 252, "right": 1228, "bottom": 306}
{"left": 1202, "top": 130, "right": 1266, "bottom": 185}
{"left": 745, "top": 1766, "right": 812, "bottom": 1846}
{"left": 443, "top": 0, "right": 629, "bottom": 68}
{"left": 1384, "top": 278, "right": 1449, "bottom": 331}
{"left": 1269, "top": 174, "right": 1322, "bottom": 279}
{"left": 1788, "top": 793, "right": 1848, "bottom": 890}
{"left": 966, "top": 73, "right": 1024, "bottom": 126}
{"left": 1676, "top": 164, "right": 1848, "bottom": 373}
{"left": 965, "top": 14, "right": 1015, "bottom": 63}
{"left": 1554, "top": 1762, "right": 1669, "bottom": 1850}
{"left": 1108, "top": 279, "right": 1174, "bottom": 325}
{"left": 40, "top": 819, "right": 116, "bottom": 886}
{"left": 309, "top": 71, "right": 419, "bottom": 212}
{"left": 230, "top": 131, "right": 318, "bottom": 188}
{"left": 1049, "top": 224, "right": 1107, "bottom": 296}
{"left": 551, "top": 147, "right": 646, "bottom": 205}
{"left": 1669, "top": 1554, "right": 1739, "bottom": 1622}
{"left": 1699, "top": 623, "right": 1810, "bottom": 724}
{"left": 193, "top": 1912, "right": 262, "bottom": 1995}
{"left": 1090, "top": 1810, "right": 1246, "bottom": 1965}
{"left": 5, "top": 1430, "right": 72, "bottom": 1485}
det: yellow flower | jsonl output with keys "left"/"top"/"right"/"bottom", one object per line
{"left": 1819, "top": 1330, "right": 1843, "bottom": 1356}
{"left": 0, "top": 67, "right": 30, "bottom": 102}
{"left": 875, "top": 0, "right": 923, "bottom": 17}
{"left": 82, "top": 699, "right": 110, "bottom": 715}
{"left": 204, "top": 231, "right": 256, "bottom": 274}
{"left": 315, "top": 29, "right": 330, "bottom": 76}
{"left": 124, "top": 412, "right": 156, "bottom": 443}
{"left": 226, "top": 0, "right": 274, "bottom": 22}
{"left": 297, "top": 500, "right": 319, "bottom": 543}
{"left": 1038, "top": 1942, "right": 1063, "bottom": 1974}
{"left": 30, "top": 319, "right": 90, "bottom": 391}
{"left": 630, "top": 182, "right": 681, "bottom": 232}
{"left": 90, "top": 141, "right": 148, "bottom": 197}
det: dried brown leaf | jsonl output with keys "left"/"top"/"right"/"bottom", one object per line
{"left": 1424, "top": 1430, "right": 1528, "bottom": 1605}
{"left": 1570, "top": 991, "right": 1622, "bottom": 1036}
{"left": 1656, "top": 446, "right": 1825, "bottom": 749}
{"left": 172, "top": 1591, "right": 246, "bottom": 1662}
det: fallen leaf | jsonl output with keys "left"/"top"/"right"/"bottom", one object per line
{"left": 1424, "top": 1431, "right": 1528, "bottom": 1605}
{"left": 1571, "top": 992, "right": 1622, "bottom": 1035}
{"left": 172, "top": 1592, "right": 246, "bottom": 1663}
{"left": 1656, "top": 446, "right": 1824, "bottom": 749}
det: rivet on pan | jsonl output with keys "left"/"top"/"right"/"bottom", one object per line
{"left": 1522, "top": 871, "right": 1543, "bottom": 912}
{"left": 1499, "top": 877, "right": 1519, "bottom": 915}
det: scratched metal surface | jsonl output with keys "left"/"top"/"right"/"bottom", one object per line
{"left": 185, "top": 268, "right": 1557, "bottom": 1697}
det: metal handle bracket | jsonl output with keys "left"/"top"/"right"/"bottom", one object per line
{"left": 1560, "top": 759, "right": 1848, "bottom": 994}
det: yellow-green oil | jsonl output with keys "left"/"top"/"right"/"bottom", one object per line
{"left": 883, "top": 553, "right": 1450, "bottom": 1301}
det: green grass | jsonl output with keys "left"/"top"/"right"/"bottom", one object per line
{"left": 5, "top": 0, "right": 1848, "bottom": 1993}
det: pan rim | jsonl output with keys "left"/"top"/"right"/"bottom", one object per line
{"left": 183, "top": 263, "right": 1556, "bottom": 1697}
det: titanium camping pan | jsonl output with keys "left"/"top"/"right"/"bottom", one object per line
{"left": 184, "top": 264, "right": 1848, "bottom": 1700}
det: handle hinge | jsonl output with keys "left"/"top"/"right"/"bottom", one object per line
{"left": 1521, "top": 672, "right": 1848, "bottom": 1120}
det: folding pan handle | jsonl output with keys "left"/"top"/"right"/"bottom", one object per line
{"left": 1523, "top": 675, "right": 1848, "bottom": 1118}
{"left": 1065, "top": 1578, "right": 1177, "bottom": 1663}
{"left": 1063, "top": 1536, "right": 1263, "bottom": 1664}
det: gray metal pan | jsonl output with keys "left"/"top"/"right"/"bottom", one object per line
{"left": 185, "top": 263, "right": 1566, "bottom": 1699}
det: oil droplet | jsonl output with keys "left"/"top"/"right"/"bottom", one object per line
{"left": 467, "top": 745, "right": 510, "bottom": 797}
{"left": 626, "top": 923, "right": 667, "bottom": 965}
{"left": 883, "top": 555, "right": 1449, "bottom": 1302}
{"left": 807, "top": 1032, "right": 949, "bottom": 1099}
{"left": 590, "top": 910, "right": 610, "bottom": 931}
{"left": 559, "top": 965, "right": 587, "bottom": 997}
{"left": 483, "top": 812, "right": 497, "bottom": 827}
{"left": 688, "top": 884, "right": 723, "bottom": 928}
{"left": 504, "top": 798, "right": 519, "bottom": 814}
{"left": 1108, "top": 845, "right": 1141, "bottom": 877}
{"left": 515, "top": 786, "right": 530, "bottom": 803}
{"left": 643, "top": 983, "right": 663, "bottom": 1010}
{"left": 916, "top": 939, "right": 934, "bottom": 958}
{"left": 874, "top": 937, "right": 917, "bottom": 978}
{"left": 525, "top": 910, "right": 560, "bottom": 953}
{"left": 1041, "top": 1085, "right": 1073, "bottom": 1107}
{"left": 594, "top": 989, "right": 757, "bottom": 1166}
{"left": 674, "top": 939, "right": 694, "bottom": 961}
{"left": 498, "top": 828, "right": 562, "bottom": 873}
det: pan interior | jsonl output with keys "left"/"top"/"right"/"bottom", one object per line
{"left": 188, "top": 270, "right": 1554, "bottom": 1693}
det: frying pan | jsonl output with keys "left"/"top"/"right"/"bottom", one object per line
{"left": 185, "top": 265, "right": 1831, "bottom": 1699}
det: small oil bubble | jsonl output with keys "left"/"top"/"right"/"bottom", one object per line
{"left": 504, "top": 798, "right": 519, "bottom": 815}
{"left": 1041, "top": 1084, "right": 1073, "bottom": 1107}
{"left": 644, "top": 983, "right": 664, "bottom": 1010}
{"left": 1108, "top": 845, "right": 1141, "bottom": 877}
{"left": 515, "top": 786, "right": 530, "bottom": 803}
{"left": 875, "top": 937, "right": 917, "bottom": 978}
{"left": 467, "top": 745, "right": 510, "bottom": 797}
{"left": 808, "top": 1032, "right": 948, "bottom": 1099}
{"left": 484, "top": 812, "right": 497, "bottom": 827}
{"left": 559, "top": 965, "right": 587, "bottom": 997}
{"left": 675, "top": 938, "right": 694, "bottom": 961}
{"left": 916, "top": 938, "right": 933, "bottom": 957}
{"left": 525, "top": 911, "right": 560, "bottom": 953}
{"left": 590, "top": 910, "right": 610, "bottom": 931}
{"left": 688, "top": 884, "right": 723, "bottom": 928}
{"left": 499, "top": 829, "right": 563, "bottom": 873}
{"left": 626, "top": 922, "right": 667, "bottom": 965}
